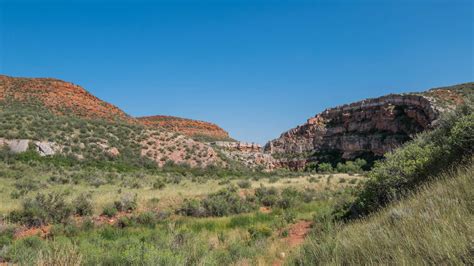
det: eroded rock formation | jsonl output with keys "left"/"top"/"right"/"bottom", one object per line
{"left": 264, "top": 83, "right": 473, "bottom": 170}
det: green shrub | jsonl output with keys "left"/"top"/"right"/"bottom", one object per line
{"left": 116, "top": 216, "right": 133, "bottom": 228}
{"left": 277, "top": 187, "right": 301, "bottom": 209}
{"left": 202, "top": 186, "right": 256, "bottom": 216}
{"left": 317, "top": 163, "right": 333, "bottom": 173}
{"left": 255, "top": 186, "right": 280, "bottom": 207}
{"left": 237, "top": 180, "right": 251, "bottom": 188}
{"left": 152, "top": 179, "right": 166, "bottom": 190}
{"left": 248, "top": 225, "right": 272, "bottom": 240}
{"left": 179, "top": 186, "right": 256, "bottom": 217}
{"left": 102, "top": 205, "right": 118, "bottom": 218}
{"left": 113, "top": 193, "right": 137, "bottom": 212}
{"left": 268, "top": 176, "right": 280, "bottom": 183}
{"left": 178, "top": 199, "right": 206, "bottom": 217}
{"left": 72, "top": 193, "right": 93, "bottom": 216}
{"left": 336, "top": 159, "right": 366, "bottom": 174}
{"left": 0, "top": 225, "right": 15, "bottom": 249}
{"left": 135, "top": 212, "right": 158, "bottom": 228}
{"left": 9, "top": 192, "right": 73, "bottom": 227}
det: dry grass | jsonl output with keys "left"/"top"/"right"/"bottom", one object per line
{"left": 0, "top": 172, "right": 363, "bottom": 215}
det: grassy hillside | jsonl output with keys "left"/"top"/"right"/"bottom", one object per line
{"left": 0, "top": 101, "right": 230, "bottom": 170}
{"left": 289, "top": 159, "right": 473, "bottom": 265}
{"left": 287, "top": 102, "right": 474, "bottom": 265}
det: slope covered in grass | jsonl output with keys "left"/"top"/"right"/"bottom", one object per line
{"left": 290, "top": 160, "right": 474, "bottom": 265}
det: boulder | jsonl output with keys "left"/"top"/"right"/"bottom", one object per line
{"left": 8, "top": 139, "right": 29, "bottom": 153}
{"left": 34, "top": 141, "right": 59, "bottom": 156}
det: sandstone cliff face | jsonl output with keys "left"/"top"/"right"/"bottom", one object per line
{"left": 138, "top": 115, "right": 231, "bottom": 141}
{"left": 264, "top": 83, "right": 473, "bottom": 169}
{"left": 0, "top": 75, "right": 132, "bottom": 122}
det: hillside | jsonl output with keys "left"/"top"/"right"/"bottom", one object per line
{"left": 0, "top": 75, "right": 231, "bottom": 169}
{"left": 289, "top": 160, "right": 474, "bottom": 265}
{"left": 0, "top": 75, "right": 242, "bottom": 169}
{"left": 138, "top": 115, "right": 232, "bottom": 142}
{"left": 287, "top": 100, "right": 474, "bottom": 264}
{"left": 265, "top": 82, "right": 474, "bottom": 169}
{"left": 0, "top": 75, "right": 131, "bottom": 122}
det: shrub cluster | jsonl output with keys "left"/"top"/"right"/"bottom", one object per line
{"left": 178, "top": 186, "right": 256, "bottom": 217}
{"left": 9, "top": 192, "right": 73, "bottom": 227}
{"left": 255, "top": 186, "right": 316, "bottom": 209}
{"left": 305, "top": 159, "right": 367, "bottom": 174}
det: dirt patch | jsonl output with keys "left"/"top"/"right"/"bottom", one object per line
{"left": 14, "top": 225, "right": 51, "bottom": 240}
{"left": 259, "top": 206, "right": 272, "bottom": 214}
{"left": 273, "top": 220, "right": 312, "bottom": 266}
{"left": 283, "top": 220, "right": 312, "bottom": 248}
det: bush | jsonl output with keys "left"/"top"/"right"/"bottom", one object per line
{"left": 179, "top": 186, "right": 256, "bottom": 217}
{"left": 116, "top": 216, "right": 133, "bottom": 228}
{"left": 202, "top": 186, "right": 256, "bottom": 216}
{"left": 317, "top": 163, "right": 333, "bottom": 173}
{"left": 248, "top": 225, "right": 272, "bottom": 240}
{"left": 9, "top": 192, "right": 73, "bottom": 227}
{"left": 102, "top": 205, "right": 118, "bottom": 218}
{"left": 277, "top": 187, "right": 301, "bottom": 209}
{"left": 255, "top": 186, "right": 279, "bottom": 207}
{"left": 178, "top": 199, "right": 206, "bottom": 217}
{"left": 113, "top": 193, "right": 137, "bottom": 212}
{"left": 72, "top": 193, "right": 93, "bottom": 216}
{"left": 336, "top": 159, "right": 366, "bottom": 174}
{"left": 152, "top": 179, "right": 166, "bottom": 190}
{"left": 135, "top": 212, "right": 158, "bottom": 228}
{"left": 237, "top": 180, "right": 251, "bottom": 188}
{"left": 268, "top": 176, "right": 280, "bottom": 183}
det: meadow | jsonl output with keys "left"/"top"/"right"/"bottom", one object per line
{"left": 0, "top": 154, "right": 364, "bottom": 265}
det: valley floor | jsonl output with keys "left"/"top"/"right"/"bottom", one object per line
{"left": 0, "top": 161, "right": 364, "bottom": 265}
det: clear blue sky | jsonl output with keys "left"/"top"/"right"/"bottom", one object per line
{"left": 1, "top": 0, "right": 472, "bottom": 144}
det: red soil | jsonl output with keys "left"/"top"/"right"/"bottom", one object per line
{"left": 0, "top": 75, "right": 132, "bottom": 122}
{"left": 283, "top": 220, "right": 312, "bottom": 248}
{"left": 273, "top": 220, "right": 313, "bottom": 266}
{"left": 14, "top": 225, "right": 51, "bottom": 240}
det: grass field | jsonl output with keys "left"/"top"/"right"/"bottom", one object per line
{"left": 0, "top": 157, "right": 365, "bottom": 265}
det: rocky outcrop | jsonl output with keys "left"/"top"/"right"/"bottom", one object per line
{"left": 34, "top": 141, "right": 62, "bottom": 156}
{"left": 0, "top": 75, "right": 132, "bottom": 122}
{"left": 212, "top": 141, "right": 262, "bottom": 153}
{"left": 0, "top": 138, "right": 62, "bottom": 156}
{"left": 138, "top": 115, "right": 232, "bottom": 141}
{"left": 265, "top": 83, "right": 473, "bottom": 169}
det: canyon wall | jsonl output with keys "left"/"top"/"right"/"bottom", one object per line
{"left": 264, "top": 93, "right": 449, "bottom": 169}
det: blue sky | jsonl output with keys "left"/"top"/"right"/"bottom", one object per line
{"left": 1, "top": 0, "right": 472, "bottom": 144}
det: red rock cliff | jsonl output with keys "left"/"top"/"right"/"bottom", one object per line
{"left": 264, "top": 83, "right": 473, "bottom": 168}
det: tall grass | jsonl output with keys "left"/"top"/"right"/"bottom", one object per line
{"left": 289, "top": 160, "right": 474, "bottom": 265}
